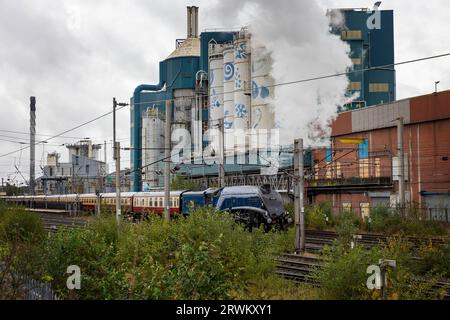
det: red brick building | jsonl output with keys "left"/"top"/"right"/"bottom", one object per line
{"left": 309, "top": 90, "right": 450, "bottom": 221}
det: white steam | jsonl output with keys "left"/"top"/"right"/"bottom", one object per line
{"left": 208, "top": 0, "right": 353, "bottom": 147}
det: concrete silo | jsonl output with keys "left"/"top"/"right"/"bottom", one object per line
{"left": 223, "top": 45, "right": 235, "bottom": 130}
{"left": 141, "top": 107, "right": 164, "bottom": 190}
{"left": 233, "top": 29, "right": 251, "bottom": 131}
{"left": 251, "top": 45, "right": 275, "bottom": 130}
{"left": 208, "top": 43, "right": 225, "bottom": 131}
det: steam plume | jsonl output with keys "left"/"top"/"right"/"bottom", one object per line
{"left": 208, "top": 0, "right": 353, "bottom": 146}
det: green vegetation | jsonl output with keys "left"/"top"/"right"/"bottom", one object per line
{"left": 297, "top": 201, "right": 449, "bottom": 238}
{"left": 305, "top": 202, "right": 333, "bottom": 230}
{"left": 286, "top": 202, "right": 334, "bottom": 230}
{"left": 170, "top": 175, "right": 201, "bottom": 191}
{"left": 0, "top": 200, "right": 448, "bottom": 300}
{"left": 0, "top": 203, "right": 46, "bottom": 299}
{"left": 1, "top": 203, "right": 317, "bottom": 300}
{"left": 367, "top": 206, "right": 448, "bottom": 237}
{"left": 312, "top": 237, "right": 449, "bottom": 300}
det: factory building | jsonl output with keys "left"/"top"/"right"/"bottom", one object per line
{"left": 309, "top": 90, "right": 450, "bottom": 221}
{"left": 37, "top": 140, "right": 107, "bottom": 195}
{"left": 130, "top": 6, "right": 396, "bottom": 192}
{"left": 329, "top": 7, "right": 396, "bottom": 110}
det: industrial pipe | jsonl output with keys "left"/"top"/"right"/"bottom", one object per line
{"left": 131, "top": 81, "right": 165, "bottom": 192}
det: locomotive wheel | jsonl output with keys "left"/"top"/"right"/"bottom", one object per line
{"left": 233, "top": 210, "right": 266, "bottom": 232}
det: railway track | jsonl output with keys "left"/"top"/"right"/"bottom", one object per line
{"left": 304, "top": 229, "right": 449, "bottom": 251}
{"left": 35, "top": 211, "right": 89, "bottom": 232}
{"left": 276, "top": 253, "right": 322, "bottom": 283}
{"left": 276, "top": 253, "right": 450, "bottom": 299}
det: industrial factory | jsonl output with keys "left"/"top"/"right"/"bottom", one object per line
{"left": 130, "top": 6, "right": 395, "bottom": 192}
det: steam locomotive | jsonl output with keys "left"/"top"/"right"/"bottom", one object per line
{"left": 2, "top": 185, "right": 291, "bottom": 230}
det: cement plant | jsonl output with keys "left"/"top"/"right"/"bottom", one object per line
{"left": 0, "top": 0, "right": 449, "bottom": 311}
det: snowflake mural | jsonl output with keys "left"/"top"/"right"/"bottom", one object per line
{"left": 224, "top": 110, "right": 233, "bottom": 129}
{"left": 235, "top": 67, "right": 242, "bottom": 89}
{"left": 211, "top": 89, "right": 221, "bottom": 109}
{"left": 235, "top": 104, "right": 248, "bottom": 118}
{"left": 235, "top": 43, "right": 247, "bottom": 60}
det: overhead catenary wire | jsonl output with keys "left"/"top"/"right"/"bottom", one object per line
{"left": 0, "top": 104, "right": 128, "bottom": 159}
{"left": 128, "top": 52, "right": 450, "bottom": 107}
{"left": 1, "top": 51, "right": 450, "bottom": 163}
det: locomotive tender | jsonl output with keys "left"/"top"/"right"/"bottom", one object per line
{"left": 2, "top": 185, "right": 291, "bottom": 229}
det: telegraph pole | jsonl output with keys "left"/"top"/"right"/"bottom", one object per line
{"left": 218, "top": 118, "right": 225, "bottom": 188}
{"left": 294, "top": 139, "right": 305, "bottom": 253}
{"left": 29, "top": 97, "right": 36, "bottom": 195}
{"left": 164, "top": 100, "right": 172, "bottom": 220}
{"left": 397, "top": 117, "right": 405, "bottom": 216}
{"left": 104, "top": 140, "right": 107, "bottom": 170}
{"left": 113, "top": 98, "right": 121, "bottom": 224}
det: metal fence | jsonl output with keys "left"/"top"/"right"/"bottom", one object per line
{"left": 427, "top": 207, "right": 450, "bottom": 223}
{"left": 24, "top": 278, "right": 59, "bottom": 300}
{"left": 326, "top": 205, "right": 450, "bottom": 224}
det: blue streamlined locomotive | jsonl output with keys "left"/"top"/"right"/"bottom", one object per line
{"left": 181, "top": 185, "right": 292, "bottom": 230}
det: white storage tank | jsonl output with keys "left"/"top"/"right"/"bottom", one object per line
{"left": 208, "top": 43, "right": 225, "bottom": 130}
{"left": 142, "top": 107, "right": 164, "bottom": 188}
{"left": 233, "top": 30, "right": 251, "bottom": 131}
{"left": 251, "top": 45, "right": 275, "bottom": 130}
{"left": 223, "top": 45, "right": 235, "bottom": 130}
{"left": 173, "top": 89, "right": 194, "bottom": 132}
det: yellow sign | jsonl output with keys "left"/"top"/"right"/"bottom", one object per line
{"left": 339, "top": 139, "right": 364, "bottom": 144}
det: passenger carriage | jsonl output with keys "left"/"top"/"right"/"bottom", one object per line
{"left": 132, "top": 191, "right": 183, "bottom": 216}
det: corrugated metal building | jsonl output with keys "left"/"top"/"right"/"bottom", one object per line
{"left": 310, "top": 90, "right": 450, "bottom": 220}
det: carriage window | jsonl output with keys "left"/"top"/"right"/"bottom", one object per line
{"left": 159, "top": 198, "right": 163, "bottom": 207}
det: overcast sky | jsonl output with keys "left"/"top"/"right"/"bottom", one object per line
{"left": 1, "top": 0, "right": 449, "bottom": 186}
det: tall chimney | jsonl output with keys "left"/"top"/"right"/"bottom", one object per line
{"left": 29, "top": 96, "right": 36, "bottom": 195}
{"left": 187, "top": 6, "right": 199, "bottom": 38}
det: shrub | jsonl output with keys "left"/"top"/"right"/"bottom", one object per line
{"left": 334, "top": 210, "right": 359, "bottom": 248}
{"left": 312, "top": 244, "right": 380, "bottom": 300}
{"left": 366, "top": 206, "right": 448, "bottom": 237}
{"left": 0, "top": 207, "right": 44, "bottom": 244}
{"left": 116, "top": 207, "right": 294, "bottom": 299}
{"left": 305, "top": 202, "right": 333, "bottom": 230}
{"left": 39, "top": 206, "right": 294, "bottom": 300}
{"left": 413, "top": 243, "right": 450, "bottom": 277}
{"left": 312, "top": 236, "right": 446, "bottom": 300}
{"left": 43, "top": 223, "right": 127, "bottom": 300}
{"left": 0, "top": 207, "right": 46, "bottom": 299}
